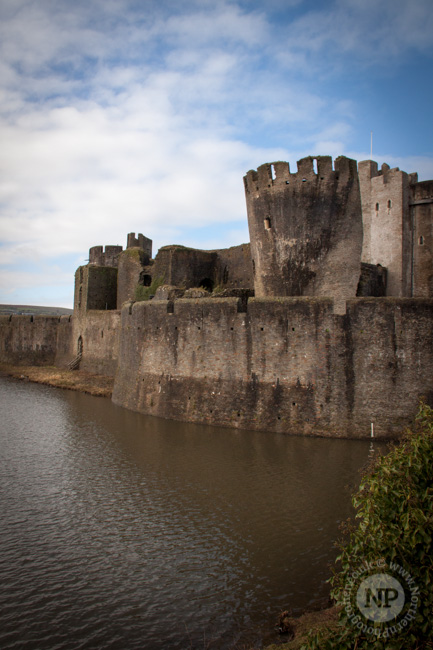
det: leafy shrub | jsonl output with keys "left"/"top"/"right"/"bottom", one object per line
{"left": 134, "top": 277, "right": 164, "bottom": 301}
{"left": 302, "top": 402, "right": 433, "bottom": 650}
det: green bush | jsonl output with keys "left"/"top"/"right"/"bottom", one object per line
{"left": 302, "top": 402, "right": 433, "bottom": 650}
{"left": 134, "top": 277, "right": 164, "bottom": 301}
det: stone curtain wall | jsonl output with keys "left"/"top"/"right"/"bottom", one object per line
{"left": 112, "top": 297, "right": 433, "bottom": 439}
{"left": 0, "top": 311, "right": 119, "bottom": 376}
{"left": 72, "top": 310, "right": 121, "bottom": 376}
{"left": 0, "top": 315, "right": 72, "bottom": 366}
{"left": 244, "top": 156, "right": 363, "bottom": 304}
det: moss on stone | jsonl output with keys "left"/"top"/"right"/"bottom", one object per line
{"left": 135, "top": 277, "right": 164, "bottom": 301}
{"left": 122, "top": 247, "right": 146, "bottom": 261}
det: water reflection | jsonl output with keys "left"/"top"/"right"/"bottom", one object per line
{"left": 0, "top": 376, "right": 385, "bottom": 649}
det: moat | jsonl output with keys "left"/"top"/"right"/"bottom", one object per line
{"left": 0, "top": 376, "right": 385, "bottom": 649}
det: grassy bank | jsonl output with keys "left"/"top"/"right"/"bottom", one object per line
{"left": 264, "top": 606, "right": 340, "bottom": 650}
{"left": 0, "top": 364, "right": 113, "bottom": 397}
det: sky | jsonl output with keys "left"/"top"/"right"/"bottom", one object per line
{"left": 1, "top": 0, "right": 432, "bottom": 308}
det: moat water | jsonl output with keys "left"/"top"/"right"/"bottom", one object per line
{"left": 0, "top": 375, "right": 383, "bottom": 649}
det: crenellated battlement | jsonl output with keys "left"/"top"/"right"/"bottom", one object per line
{"left": 358, "top": 160, "right": 418, "bottom": 187}
{"left": 244, "top": 155, "right": 362, "bottom": 302}
{"left": 244, "top": 155, "right": 357, "bottom": 195}
{"left": 89, "top": 245, "right": 123, "bottom": 267}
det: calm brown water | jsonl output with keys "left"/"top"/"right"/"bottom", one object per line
{"left": 0, "top": 375, "right": 381, "bottom": 649}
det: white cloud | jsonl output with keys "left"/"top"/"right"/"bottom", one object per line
{"left": 0, "top": 0, "right": 432, "bottom": 306}
{"left": 277, "top": 0, "right": 433, "bottom": 69}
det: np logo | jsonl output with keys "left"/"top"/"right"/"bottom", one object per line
{"left": 356, "top": 573, "right": 405, "bottom": 622}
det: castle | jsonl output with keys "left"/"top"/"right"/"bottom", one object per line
{"left": 1, "top": 156, "right": 432, "bottom": 438}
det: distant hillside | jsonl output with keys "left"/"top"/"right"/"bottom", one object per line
{"left": 0, "top": 305, "right": 73, "bottom": 316}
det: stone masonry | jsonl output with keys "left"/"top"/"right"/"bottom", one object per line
{"left": 1, "top": 154, "right": 432, "bottom": 438}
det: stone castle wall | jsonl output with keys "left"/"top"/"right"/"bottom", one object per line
{"left": 74, "top": 265, "right": 118, "bottom": 313}
{"left": 211, "top": 243, "right": 254, "bottom": 289}
{"left": 358, "top": 161, "right": 413, "bottom": 297}
{"left": 411, "top": 180, "right": 433, "bottom": 297}
{"left": 0, "top": 315, "right": 72, "bottom": 366}
{"left": 244, "top": 156, "right": 363, "bottom": 306}
{"left": 2, "top": 154, "right": 432, "bottom": 440}
{"left": 72, "top": 310, "right": 121, "bottom": 376}
{"left": 117, "top": 248, "right": 150, "bottom": 308}
{"left": 112, "top": 297, "right": 433, "bottom": 439}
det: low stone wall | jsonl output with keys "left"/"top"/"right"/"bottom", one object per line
{"left": 112, "top": 297, "right": 433, "bottom": 438}
{"left": 0, "top": 315, "right": 63, "bottom": 366}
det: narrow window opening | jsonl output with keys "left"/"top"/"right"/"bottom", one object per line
{"left": 419, "top": 235, "right": 424, "bottom": 245}
{"left": 375, "top": 202, "right": 379, "bottom": 211}
{"left": 270, "top": 164, "right": 276, "bottom": 180}
{"left": 313, "top": 159, "right": 318, "bottom": 174}
{"left": 264, "top": 217, "right": 271, "bottom": 230}
{"left": 101, "top": 330, "right": 104, "bottom": 338}
{"left": 387, "top": 199, "right": 392, "bottom": 209}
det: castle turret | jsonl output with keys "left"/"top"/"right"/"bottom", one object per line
{"left": 410, "top": 180, "right": 433, "bottom": 297}
{"left": 244, "top": 156, "right": 363, "bottom": 306}
{"left": 117, "top": 233, "right": 153, "bottom": 307}
{"left": 358, "top": 161, "right": 414, "bottom": 297}
{"left": 89, "top": 244, "right": 123, "bottom": 267}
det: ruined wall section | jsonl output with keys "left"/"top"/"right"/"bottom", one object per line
{"left": 112, "top": 297, "right": 433, "bottom": 438}
{"left": 212, "top": 243, "right": 254, "bottom": 290}
{"left": 127, "top": 232, "right": 152, "bottom": 259}
{"left": 411, "top": 180, "right": 433, "bottom": 297}
{"left": 359, "top": 161, "right": 414, "bottom": 297}
{"left": 152, "top": 246, "right": 218, "bottom": 291}
{"left": 74, "top": 265, "right": 118, "bottom": 313}
{"left": 244, "top": 156, "right": 363, "bottom": 306}
{"left": 117, "top": 248, "right": 151, "bottom": 308}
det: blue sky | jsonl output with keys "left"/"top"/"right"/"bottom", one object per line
{"left": 1, "top": 0, "right": 432, "bottom": 308}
